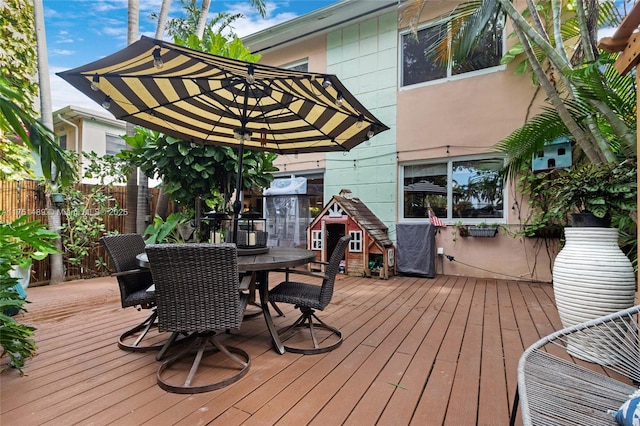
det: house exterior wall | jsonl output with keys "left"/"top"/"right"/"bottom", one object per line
{"left": 248, "top": 2, "right": 557, "bottom": 282}
{"left": 324, "top": 12, "right": 398, "bottom": 230}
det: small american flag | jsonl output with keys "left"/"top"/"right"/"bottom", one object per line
{"left": 428, "top": 209, "right": 446, "bottom": 228}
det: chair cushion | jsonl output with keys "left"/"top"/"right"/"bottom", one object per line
{"left": 269, "top": 281, "right": 324, "bottom": 310}
{"left": 123, "top": 287, "right": 155, "bottom": 308}
{"left": 614, "top": 391, "right": 640, "bottom": 426}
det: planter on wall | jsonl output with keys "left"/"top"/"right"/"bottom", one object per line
{"left": 468, "top": 226, "right": 498, "bottom": 237}
{"left": 552, "top": 227, "right": 635, "bottom": 363}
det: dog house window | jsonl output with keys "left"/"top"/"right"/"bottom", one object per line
{"left": 311, "top": 230, "right": 323, "bottom": 250}
{"left": 349, "top": 231, "right": 363, "bottom": 252}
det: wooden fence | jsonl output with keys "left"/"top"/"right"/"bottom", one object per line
{"left": 1, "top": 179, "right": 172, "bottom": 285}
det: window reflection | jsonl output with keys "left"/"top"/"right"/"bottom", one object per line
{"left": 403, "top": 158, "right": 504, "bottom": 220}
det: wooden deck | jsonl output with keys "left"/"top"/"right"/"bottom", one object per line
{"left": 0, "top": 273, "right": 563, "bottom": 425}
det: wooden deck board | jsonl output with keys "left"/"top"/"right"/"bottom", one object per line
{"left": 1, "top": 273, "right": 565, "bottom": 425}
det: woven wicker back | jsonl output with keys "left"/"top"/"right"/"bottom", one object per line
{"left": 145, "top": 243, "right": 242, "bottom": 333}
{"left": 100, "top": 234, "right": 154, "bottom": 307}
{"left": 319, "top": 235, "right": 351, "bottom": 309}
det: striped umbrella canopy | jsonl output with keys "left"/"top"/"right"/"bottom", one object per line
{"left": 58, "top": 35, "right": 389, "bottom": 242}
{"left": 57, "top": 36, "right": 388, "bottom": 154}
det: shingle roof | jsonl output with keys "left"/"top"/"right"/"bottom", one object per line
{"left": 332, "top": 195, "right": 393, "bottom": 248}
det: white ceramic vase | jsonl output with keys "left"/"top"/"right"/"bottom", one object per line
{"left": 552, "top": 227, "right": 636, "bottom": 362}
{"left": 10, "top": 264, "right": 32, "bottom": 290}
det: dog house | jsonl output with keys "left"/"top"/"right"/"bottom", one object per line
{"left": 308, "top": 191, "right": 395, "bottom": 279}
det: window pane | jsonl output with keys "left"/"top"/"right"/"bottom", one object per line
{"left": 401, "top": 24, "right": 447, "bottom": 86}
{"left": 288, "top": 62, "right": 308, "bottom": 72}
{"left": 452, "top": 14, "right": 504, "bottom": 75}
{"left": 106, "top": 134, "right": 125, "bottom": 155}
{"left": 403, "top": 163, "right": 448, "bottom": 218}
{"left": 452, "top": 159, "right": 503, "bottom": 218}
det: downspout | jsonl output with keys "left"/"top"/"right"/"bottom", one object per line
{"left": 57, "top": 114, "right": 78, "bottom": 151}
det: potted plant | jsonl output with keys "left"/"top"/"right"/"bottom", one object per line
{"left": 468, "top": 222, "right": 499, "bottom": 237}
{"left": 1, "top": 213, "right": 59, "bottom": 373}
{"left": 549, "top": 161, "right": 637, "bottom": 338}
{"left": 549, "top": 161, "right": 636, "bottom": 227}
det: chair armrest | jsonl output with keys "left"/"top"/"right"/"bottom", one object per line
{"left": 239, "top": 274, "right": 253, "bottom": 291}
{"left": 111, "top": 268, "right": 148, "bottom": 277}
{"left": 273, "top": 268, "right": 328, "bottom": 280}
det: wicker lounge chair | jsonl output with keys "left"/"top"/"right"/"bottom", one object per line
{"left": 145, "top": 243, "right": 250, "bottom": 394}
{"left": 269, "top": 235, "right": 351, "bottom": 354}
{"left": 100, "top": 234, "right": 163, "bottom": 352}
{"left": 511, "top": 304, "right": 640, "bottom": 426}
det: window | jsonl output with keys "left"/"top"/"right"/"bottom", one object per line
{"left": 401, "top": 14, "right": 504, "bottom": 87}
{"left": 105, "top": 133, "right": 125, "bottom": 155}
{"left": 311, "top": 230, "right": 323, "bottom": 250}
{"left": 58, "top": 134, "right": 67, "bottom": 150}
{"left": 285, "top": 60, "right": 308, "bottom": 72}
{"left": 349, "top": 231, "right": 362, "bottom": 252}
{"left": 401, "top": 156, "right": 505, "bottom": 222}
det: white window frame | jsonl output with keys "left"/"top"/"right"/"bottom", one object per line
{"left": 105, "top": 133, "right": 126, "bottom": 155}
{"left": 311, "top": 230, "right": 323, "bottom": 250}
{"left": 399, "top": 18, "right": 506, "bottom": 90}
{"left": 349, "top": 230, "right": 363, "bottom": 253}
{"left": 399, "top": 154, "right": 507, "bottom": 225}
{"left": 283, "top": 59, "right": 309, "bottom": 72}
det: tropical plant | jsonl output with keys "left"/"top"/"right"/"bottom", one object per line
{"left": 0, "top": 214, "right": 59, "bottom": 373}
{"left": 119, "top": 129, "right": 278, "bottom": 213}
{"left": 56, "top": 151, "right": 131, "bottom": 277}
{"left": 549, "top": 160, "right": 637, "bottom": 220}
{"left": 403, "top": 0, "right": 635, "bottom": 168}
{"left": 143, "top": 212, "right": 192, "bottom": 244}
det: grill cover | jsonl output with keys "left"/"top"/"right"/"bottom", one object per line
{"left": 396, "top": 223, "right": 435, "bottom": 278}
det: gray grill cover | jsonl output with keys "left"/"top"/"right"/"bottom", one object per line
{"left": 396, "top": 223, "right": 435, "bottom": 278}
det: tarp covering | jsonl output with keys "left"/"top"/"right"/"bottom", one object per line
{"left": 263, "top": 177, "right": 307, "bottom": 195}
{"left": 396, "top": 223, "right": 435, "bottom": 278}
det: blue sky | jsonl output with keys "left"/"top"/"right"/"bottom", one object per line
{"left": 45, "top": 0, "right": 337, "bottom": 112}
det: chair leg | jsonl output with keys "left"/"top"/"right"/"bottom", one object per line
{"left": 270, "top": 301, "right": 285, "bottom": 317}
{"left": 509, "top": 385, "right": 519, "bottom": 426}
{"left": 118, "top": 309, "right": 166, "bottom": 352}
{"left": 278, "top": 307, "right": 343, "bottom": 355}
{"left": 157, "top": 332, "right": 251, "bottom": 394}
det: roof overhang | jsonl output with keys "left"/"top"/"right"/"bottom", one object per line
{"left": 53, "top": 105, "right": 125, "bottom": 128}
{"left": 243, "top": 0, "right": 399, "bottom": 54}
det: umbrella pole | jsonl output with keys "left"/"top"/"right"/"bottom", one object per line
{"left": 232, "top": 143, "right": 245, "bottom": 245}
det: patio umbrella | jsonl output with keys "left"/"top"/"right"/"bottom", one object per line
{"left": 57, "top": 36, "right": 389, "bottom": 241}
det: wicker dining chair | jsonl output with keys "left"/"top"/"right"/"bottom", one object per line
{"left": 100, "top": 234, "right": 164, "bottom": 352}
{"left": 269, "top": 235, "right": 351, "bottom": 354}
{"left": 145, "top": 243, "right": 250, "bottom": 394}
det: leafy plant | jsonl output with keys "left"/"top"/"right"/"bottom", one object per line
{"left": 143, "top": 212, "right": 192, "bottom": 244}
{"left": 120, "top": 129, "right": 278, "bottom": 212}
{"left": 549, "top": 161, "right": 637, "bottom": 221}
{"left": 451, "top": 221, "right": 469, "bottom": 242}
{"left": 57, "top": 152, "right": 129, "bottom": 277}
{"left": 0, "top": 213, "right": 59, "bottom": 373}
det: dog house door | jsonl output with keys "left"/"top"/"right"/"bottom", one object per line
{"left": 325, "top": 223, "right": 346, "bottom": 263}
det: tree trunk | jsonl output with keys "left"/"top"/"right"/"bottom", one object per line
{"left": 155, "top": 189, "right": 170, "bottom": 220}
{"left": 34, "top": 0, "right": 65, "bottom": 284}
{"left": 124, "top": 0, "right": 140, "bottom": 234}
{"left": 195, "top": 0, "right": 211, "bottom": 39}
{"left": 155, "top": 0, "right": 171, "bottom": 38}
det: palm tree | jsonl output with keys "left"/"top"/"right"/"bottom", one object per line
{"left": 124, "top": 0, "right": 140, "bottom": 234}
{"left": 33, "top": 0, "right": 75, "bottom": 283}
{"left": 403, "top": 0, "right": 634, "bottom": 170}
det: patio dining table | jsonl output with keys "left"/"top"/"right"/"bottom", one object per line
{"left": 136, "top": 246, "right": 316, "bottom": 354}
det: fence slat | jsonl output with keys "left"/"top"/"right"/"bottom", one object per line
{"left": 1, "top": 180, "right": 171, "bottom": 285}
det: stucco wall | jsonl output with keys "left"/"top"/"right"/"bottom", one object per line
{"left": 250, "top": 3, "right": 557, "bottom": 282}
{"left": 323, "top": 12, "right": 398, "bottom": 235}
